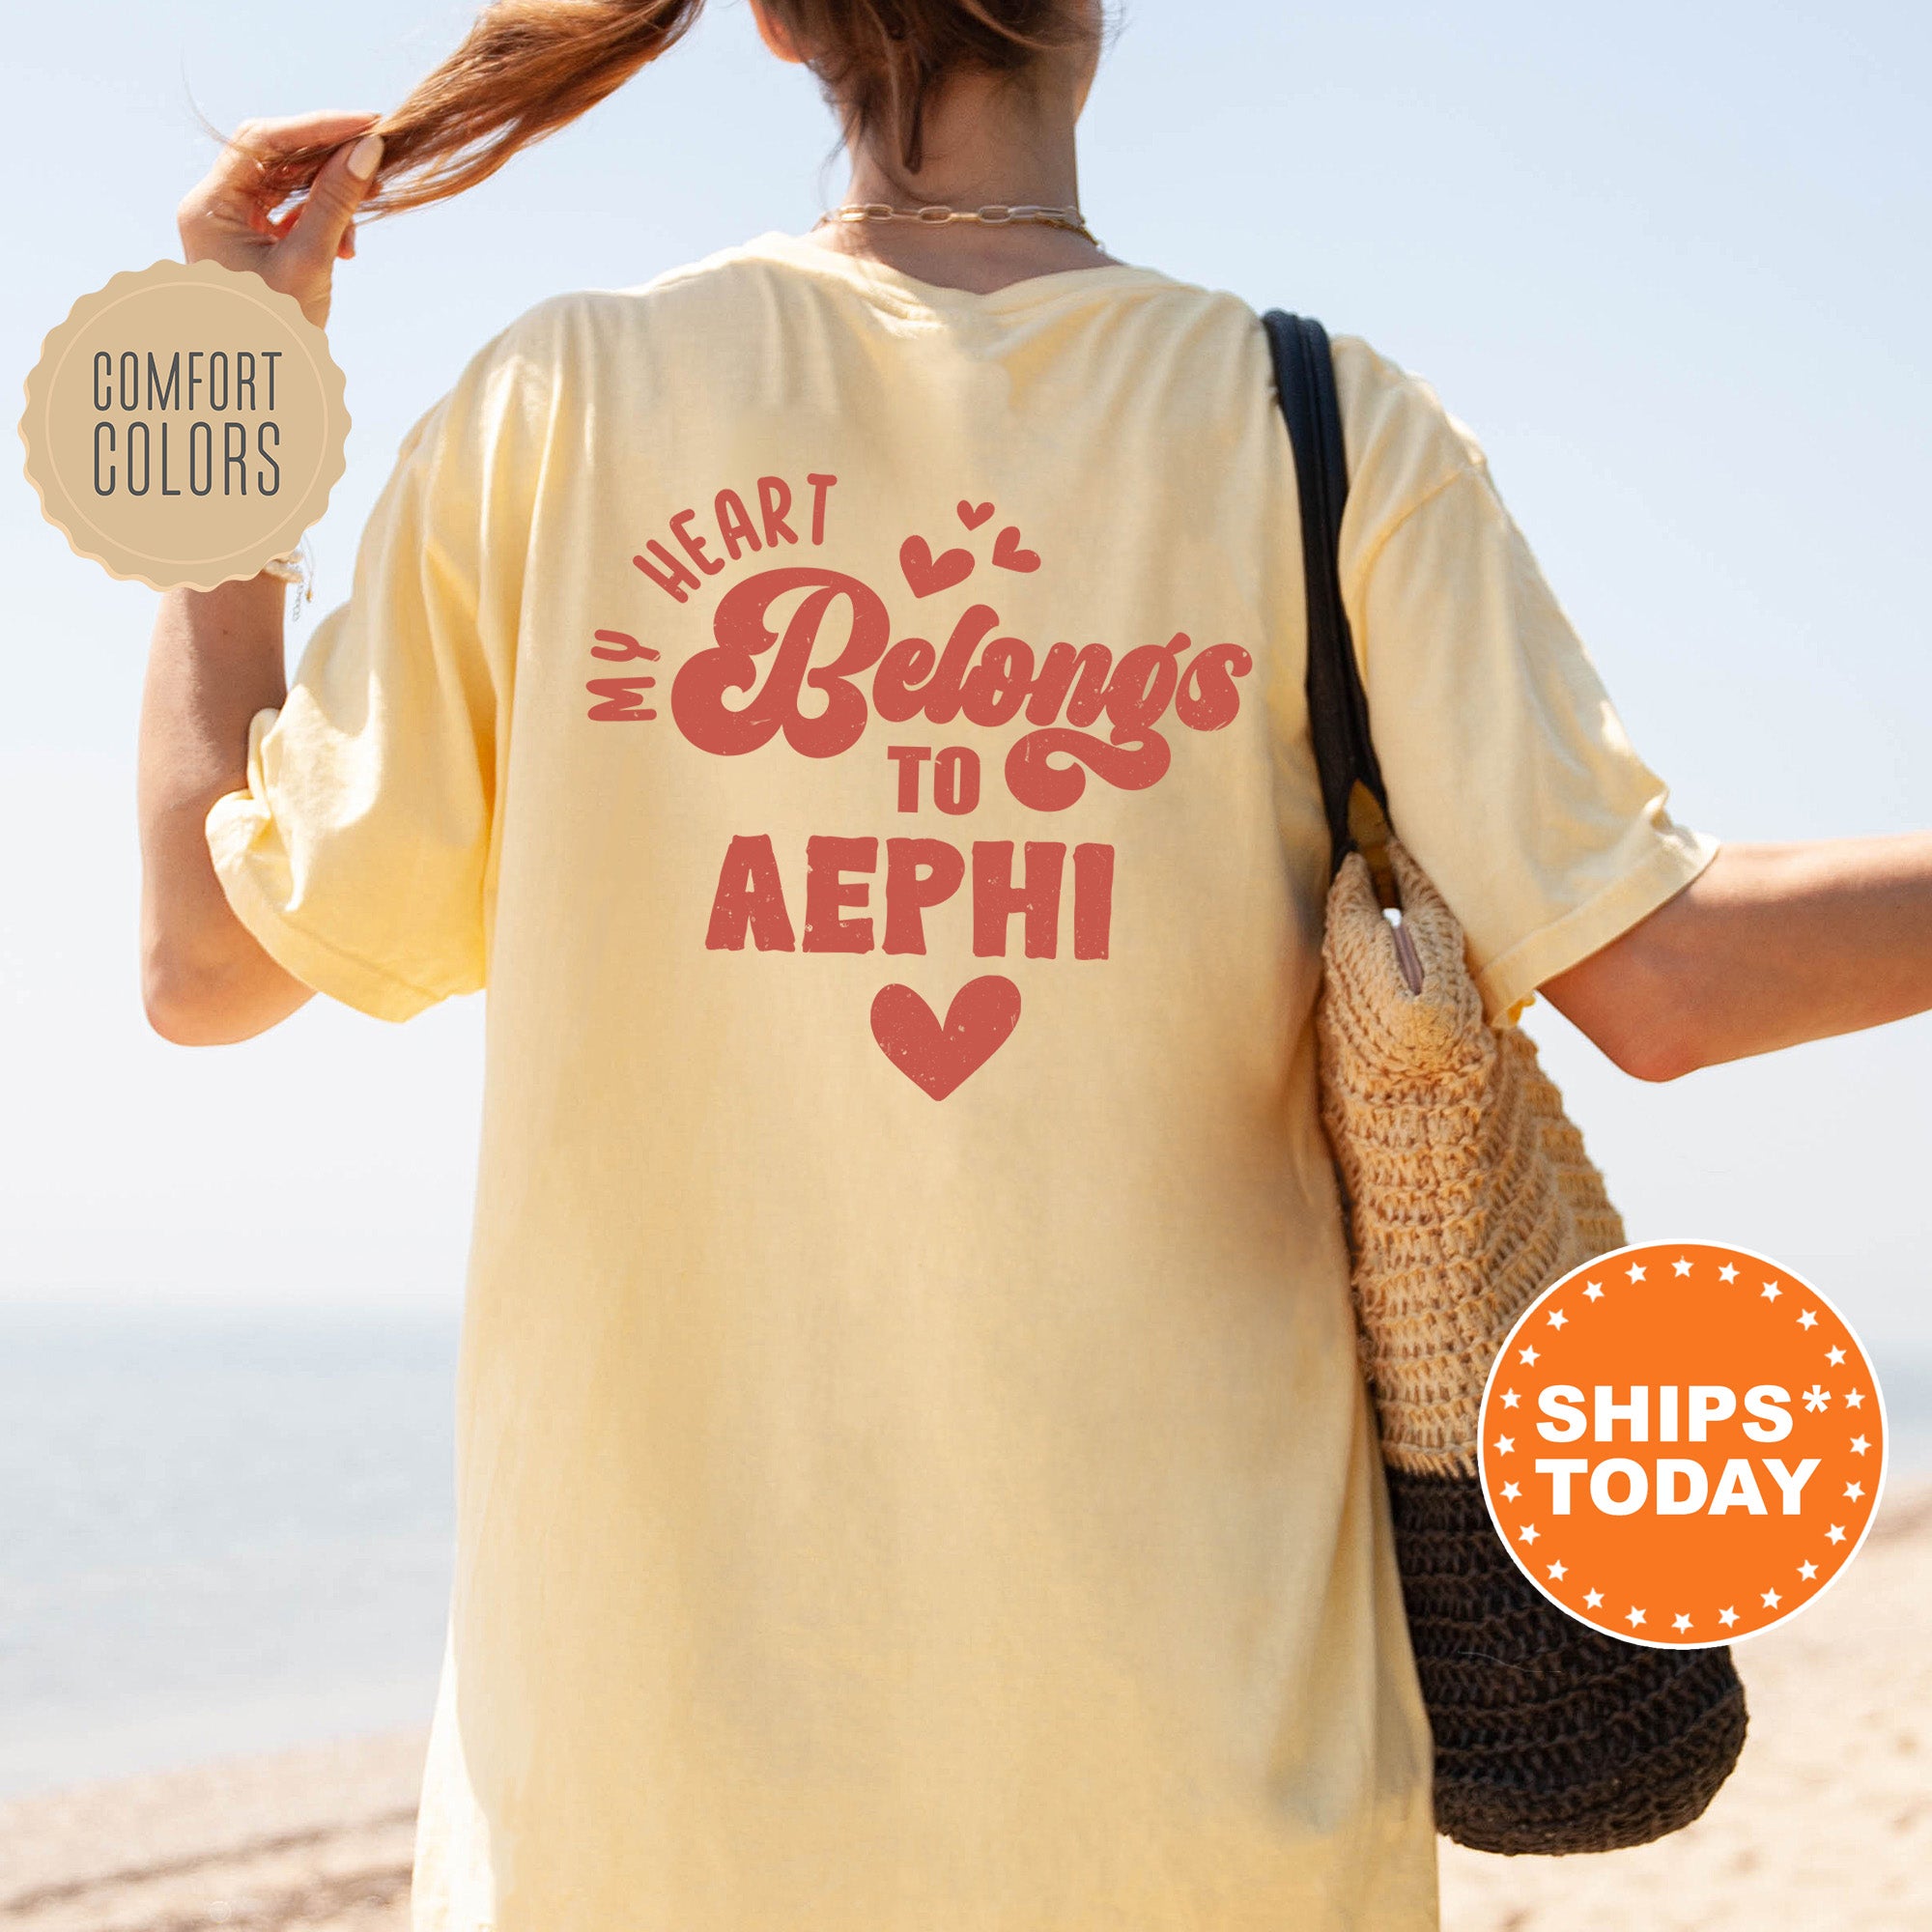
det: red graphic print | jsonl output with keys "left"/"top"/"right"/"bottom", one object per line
{"left": 672, "top": 569, "right": 888, "bottom": 758}
{"left": 870, "top": 976, "right": 1022, "bottom": 1099}
{"left": 586, "top": 630, "right": 662, "bottom": 720}
{"left": 605, "top": 470, "right": 1256, "bottom": 1099}
{"left": 590, "top": 629, "right": 658, "bottom": 662}
{"left": 585, "top": 677, "right": 657, "bottom": 721}
{"left": 900, "top": 534, "right": 977, "bottom": 598}
{"left": 990, "top": 526, "right": 1041, "bottom": 573}
{"left": 670, "top": 569, "right": 1248, "bottom": 811}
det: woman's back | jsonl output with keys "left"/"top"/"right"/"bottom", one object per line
{"left": 158, "top": 5, "right": 1932, "bottom": 1927}
{"left": 205, "top": 231, "right": 1713, "bottom": 1928}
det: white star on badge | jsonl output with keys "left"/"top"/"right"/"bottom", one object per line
{"left": 1845, "top": 1482, "right": 1864, "bottom": 1502}
{"left": 1761, "top": 1281, "right": 1781, "bottom": 1301}
{"left": 1583, "top": 1282, "right": 1605, "bottom": 1301}
{"left": 1673, "top": 1258, "right": 1692, "bottom": 1277}
{"left": 1798, "top": 1560, "right": 1818, "bottom": 1580}
{"left": 1845, "top": 1388, "right": 1865, "bottom": 1409}
{"left": 1798, "top": 1309, "right": 1819, "bottom": 1329}
{"left": 1494, "top": 1435, "right": 1516, "bottom": 1455}
{"left": 1826, "top": 1523, "right": 1847, "bottom": 1545}
{"left": 1502, "top": 1388, "right": 1520, "bottom": 1408}
{"left": 1626, "top": 1606, "right": 1646, "bottom": 1628}
{"left": 1719, "top": 1264, "right": 1739, "bottom": 1283}
{"left": 1672, "top": 1612, "right": 1693, "bottom": 1632}
{"left": 1520, "top": 1345, "right": 1540, "bottom": 1366}
{"left": 1627, "top": 1263, "right": 1647, "bottom": 1283}
{"left": 1548, "top": 1560, "right": 1568, "bottom": 1581}
{"left": 1851, "top": 1435, "right": 1870, "bottom": 1455}
{"left": 1761, "top": 1588, "right": 1781, "bottom": 1608}
{"left": 1804, "top": 1384, "right": 1831, "bottom": 1412}
{"left": 1718, "top": 1605, "right": 1738, "bottom": 1627}
{"left": 1501, "top": 1482, "right": 1521, "bottom": 1501}
{"left": 1827, "top": 1346, "right": 1847, "bottom": 1366}
{"left": 1548, "top": 1308, "right": 1569, "bottom": 1329}
{"left": 1584, "top": 1588, "right": 1605, "bottom": 1609}
{"left": 1519, "top": 1523, "right": 1540, "bottom": 1545}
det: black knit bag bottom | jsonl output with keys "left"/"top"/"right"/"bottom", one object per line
{"left": 1385, "top": 1467, "right": 1748, "bottom": 1855}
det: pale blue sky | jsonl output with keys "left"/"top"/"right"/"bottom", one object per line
{"left": 5, "top": 3, "right": 1928, "bottom": 1361}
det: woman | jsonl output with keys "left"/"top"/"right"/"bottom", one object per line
{"left": 141, "top": 3, "right": 1932, "bottom": 1928}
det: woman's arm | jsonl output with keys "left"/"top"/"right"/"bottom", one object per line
{"left": 140, "top": 111, "right": 384, "bottom": 1044}
{"left": 1543, "top": 835, "right": 1932, "bottom": 1081}
{"left": 139, "top": 578, "right": 312, "bottom": 1042}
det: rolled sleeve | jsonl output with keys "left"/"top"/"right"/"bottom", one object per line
{"left": 207, "top": 705, "right": 455, "bottom": 1023}
{"left": 200, "top": 317, "right": 552, "bottom": 1019}
{"left": 1334, "top": 379, "right": 1715, "bottom": 1022}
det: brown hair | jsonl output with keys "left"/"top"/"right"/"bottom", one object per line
{"left": 255, "top": 0, "right": 1093, "bottom": 216}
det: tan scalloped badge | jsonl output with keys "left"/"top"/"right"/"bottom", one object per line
{"left": 20, "top": 261, "right": 348, "bottom": 590}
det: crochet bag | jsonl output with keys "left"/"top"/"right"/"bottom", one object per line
{"left": 1265, "top": 310, "right": 1748, "bottom": 1855}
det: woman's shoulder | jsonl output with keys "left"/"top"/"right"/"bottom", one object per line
{"left": 494, "top": 234, "right": 847, "bottom": 345}
{"left": 401, "top": 248, "right": 776, "bottom": 461}
{"left": 1321, "top": 328, "right": 1496, "bottom": 550}
{"left": 1124, "top": 281, "right": 1494, "bottom": 528}
{"left": 441, "top": 239, "right": 793, "bottom": 384}
{"left": 1332, "top": 330, "right": 1488, "bottom": 498}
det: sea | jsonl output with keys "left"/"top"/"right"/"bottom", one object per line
{"left": 0, "top": 1303, "right": 459, "bottom": 1800}
{"left": 1, "top": 1300, "right": 1928, "bottom": 1802}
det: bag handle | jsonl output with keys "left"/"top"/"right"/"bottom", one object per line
{"left": 1263, "top": 310, "right": 1398, "bottom": 897}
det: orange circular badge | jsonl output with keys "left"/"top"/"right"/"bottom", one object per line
{"left": 1478, "top": 1241, "right": 1887, "bottom": 1647}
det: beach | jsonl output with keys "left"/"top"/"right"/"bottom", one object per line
{"left": 3, "top": 1483, "right": 1926, "bottom": 1932}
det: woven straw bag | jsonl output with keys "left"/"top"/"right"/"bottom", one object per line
{"left": 1265, "top": 312, "right": 1748, "bottom": 1855}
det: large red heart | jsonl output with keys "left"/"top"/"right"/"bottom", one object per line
{"left": 870, "top": 977, "right": 1021, "bottom": 1100}
{"left": 900, "top": 534, "right": 976, "bottom": 598}
{"left": 991, "top": 526, "right": 1041, "bottom": 573}
{"left": 956, "top": 498, "right": 995, "bottom": 529}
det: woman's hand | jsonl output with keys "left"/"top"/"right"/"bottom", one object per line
{"left": 176, "top": 110, "right": 384, "bottom": 328}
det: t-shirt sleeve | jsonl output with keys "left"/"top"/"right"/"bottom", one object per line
{"left": 1333, "top": 342, "right": 1718, "bottom": 1021}
{"left": 205, "top": 323, "right": 547, "bottom": 1022}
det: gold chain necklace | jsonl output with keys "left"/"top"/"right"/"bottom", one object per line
{"left": 817, "top": 201, "right": 1100, "bottom": 247}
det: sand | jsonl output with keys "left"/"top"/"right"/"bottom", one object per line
{"left": 4, "top": 1486, "right": 1926, "bottom": 1932}
{"left": 0, "top": 1731, "right": 420, "bottom": 1932}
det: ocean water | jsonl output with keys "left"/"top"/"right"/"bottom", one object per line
{"left": 1, "top": 1301, "right": 1927, "bottom": 1804}
{"left": 0, "top": 1304, "right": 460, "bottom": 1800}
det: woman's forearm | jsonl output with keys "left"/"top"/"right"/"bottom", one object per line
{"left": 137, "top": 578, "right": 313, "bottom": 1042}
{"left": 1545, "top": 835, "right": 1932, "bottom": 1080}
{"left": 135, "top": 116, "right": 382, "bottom": 1044}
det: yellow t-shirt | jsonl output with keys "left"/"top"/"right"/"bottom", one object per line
{"left": 208, "top": 231, "right": 1715, "bottom": 1932}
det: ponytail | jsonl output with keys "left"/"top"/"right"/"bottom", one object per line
{"left": 253, "top": 0, "right": 1093, "bottom": 215}
{"left": 256, "top": 0, "right": 705, "bottom": 215}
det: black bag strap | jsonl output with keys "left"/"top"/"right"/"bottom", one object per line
{"left": 1263, "top": 310, "right": 1395, "bottom": 884}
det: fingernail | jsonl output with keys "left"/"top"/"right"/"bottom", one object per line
{"left": 347, "top": 133, "right": 384, "bottom": 182}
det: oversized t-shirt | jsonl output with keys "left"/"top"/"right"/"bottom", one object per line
{"left": 207, "top": 231, "right": 1716, "bottom": 1932}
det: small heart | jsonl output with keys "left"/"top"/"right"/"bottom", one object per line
{"left": 900, "top": 533, "right": 976, "bottom": 598}
{"left": 956, "top": 498, "right": 996, "bottom": 530}
{"left": 991, "top": 526, "right": 1040, "bottom": 573}
{"left": 870, "top": 976, "right": 1021, "bottom": 1100}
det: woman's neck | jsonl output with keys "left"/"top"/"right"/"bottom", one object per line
{"left": 806, "top": 68, "right": 1115, "bottom": 294}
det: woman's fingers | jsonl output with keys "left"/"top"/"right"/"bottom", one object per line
{"left": 179, "top": 110, "right": 380, "bottom": 251}
{"left": 201, "top": 110, "right": 383, "bottom": 197}
{"left": 282, "top": 134, "right": 384, "bottom": 289}
{"left": 177, "top": 114, "right": 384, "bottom": 329}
